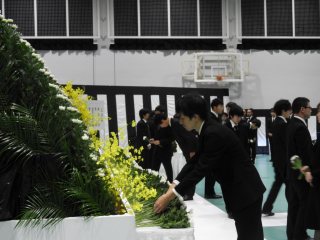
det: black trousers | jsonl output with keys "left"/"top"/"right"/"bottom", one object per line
{"left": 152, "top": 153, "right": 173, "bottom": 183}
{"left": 204, "top": 172, "right": 217, "bottom": 196}
{"left": 233, "top": 196, "right": 264, "bottom": 240}
{"left": 286, "top": 179, "right": 310, "bottom": 240}
{"left": 268, "top": 136, "right": 273, "bottom": 160}
{"left": 249, "top": 141, "right": 257, "bottom": 163}
{"left": 137, "top": 148, "right": 150, "bottom": 169}
{"left": 262, "top": 167, "right": 288, "bottom": 213}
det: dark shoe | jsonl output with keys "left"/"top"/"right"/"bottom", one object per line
{"left": 227, "top": 212, "right": 233, "bottom": 219}
{"left": 262, "top": 211, "right": 275, "bottom": 216}
{"left": 205, "top": 194, "right": 222, "bottom": 199}
{"left": 183, "top": 195, "right": 193, "bottom": 201}
{"left": 212, "top": 194, "right": 222, "bottom": 199}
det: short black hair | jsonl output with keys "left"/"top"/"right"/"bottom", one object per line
{"left": 210, "top": 98, "right": 223, "bottom": 108}
{"left": 273, "top": 99, "right": 291, "bottom": 116}
{"left": 176, "top": 94, "right": 208, "bottom": 120}
{"left": 155, "top": 105, "right": 166, "bottom": 113}
{"left": 226, "top": 102, "right": 237, "bottom": 108}
{"left": 139, "top": 108, "right": 150, "bottom": 119}
{"left": 251, "top": 118, "right": 261, "bottom": 128}
{"left": 229, "top": 105, "right": 244, "bottom": 117}
{"left": 292, "top": 97, "right": 310, "bottom": 114}
{"left": 153, "top": 113, "right": 167, "bottom": 125}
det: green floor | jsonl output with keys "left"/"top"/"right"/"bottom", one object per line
{"left": 195, "top": 154, "right": 314, "bottom": 240}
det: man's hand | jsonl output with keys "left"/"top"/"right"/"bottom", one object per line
{"left": 151, "top": 140, "right": 160, "bottom": 145}
{"left": 189, "top": 152, "right": 196, "bottom": 159}
{"left": 154, "top": 191, "right": 176, "bottom": 213}
{"left": 300, "top": 165, "right": 311, "bottom": 174}
{"left": 167, "top": 183, "right": 176, "bottom": 193}
{"left": 305, "top": 172, "right": 313, "bottom": 185}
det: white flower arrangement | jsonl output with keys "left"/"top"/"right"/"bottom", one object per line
{"left": 97, "top": 168, "right": 105, "bottom": 177}
{"left": 67, "top": 106, "right": 80, "bottom": 113}
{"left": 32, "top": 53, "right": 45, "bottom": 64}
{"left": 56, "top": 94, "right": 70, "bottom": 101}
{"left": 133, "top": 162, "right": 143, "bottom": 170}
{"left": 20, "top": 39, "right": 31, "bottom": 47}
{"left": 4, "top": 19, "right": 13, "bottom": 23}
{"left": 71, "top": 119, "right": 82, "bottom": 124}
{"left": 81, "top": 134, "right": 89, "bottom": 140}
{"left": 49, "top": 83, "right": 60, "bottom": 91}
{"left": 31, "top": 52, "right": 41, "bottom": 59}
{"left": 10, "top": 24, "right": 18, "bottom": 29}
{"left": 59, "top": 106, "right": 66, "bottom": 111}
{"left": 90, "top": 153, "right": 98, "bottom": 161}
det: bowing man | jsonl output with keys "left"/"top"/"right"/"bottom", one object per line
{"left": 154, "top": 94, "right": 265, "bottom": 240}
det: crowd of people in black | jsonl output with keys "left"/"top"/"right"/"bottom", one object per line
{"left": 135, "top": 94, "right": 320, "bottom": 240}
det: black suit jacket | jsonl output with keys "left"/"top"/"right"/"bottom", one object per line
{"left": 209, "top": 112, "right": 221, "bottom": 123}
{"left": 175, "top": 119, "right": 265, "bottom": 212}
{"left": 247, "top": 116, "right": 258, "bottom": 141}
{"left": 135, "top": 120, "right": 151, "bottom": 149}
{"left": 272, "top": 117, "right": 288, "bottom": 176}
{"left": 170, "top": 118, "right": 198, "bottom": 161}
{"left": 286, "top": 117, "right": 313, "bottom": 181}
{"left": 312, "top": 140, "right": 320, "bottom": 189}
{"left": 266, "top": 117, "right": 275, "bottom": 137}
{"left": 225, "top": 119, "right": 250, "bottom": 156}
{"left": 154, "top": 126, "right": 174, "bottom": 157}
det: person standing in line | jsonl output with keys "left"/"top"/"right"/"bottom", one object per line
{"left": 151, "top": 113, "right": 175, "bottom": 183}
{"left": 204, "top": 98, "right": 224, "bottom": 199}
{"left": 262, "top": 100, "right": 292, "bottom": 216}
{"left": 163, "top": 113, "right": 199, "bottom": 201}
{"left": 266, "top": 108, "right": 276, "bottom": 162}
{"left": 135, "top": 108, "right": 152, "bottom": 169}
{"left": 286, "top": 97, "right": 313, "bottom": 240}
{"left": 154, "top": 94, "right": 265, "bottom": 240}
{"left": 302, "top": 134, "right": 320, "bottom": 240}
{"left": 247, "top": 108, "right": 258, "bottom": 164}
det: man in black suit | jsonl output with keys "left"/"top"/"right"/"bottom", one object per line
{"left": 151, "top": 113, "right": 175, "bottom": 183}
{"left": 153, "top": 113, "right": 199, "bottom": 199}
{"left": 262, "top": 100, "right": 292, "bottom": 216}
{"left": 204, "top": 98, "right": 224, "bottom": 199}
{"left": 286, "top": 97, "right": 313, "bottom": 240}
{"left": 135, "top": 108, "right": 151, "bottom": 169}
{"left": 266, "top": 108, "right": 276, "bottom": 162}
{"left": 247, "top": 108, "right": 258, "bottom": 164}
{"left": 226, "top": 105, "right": 261, "bottom": 155}
{"left": 154, "top": 94, "right": 265, "bottom": 240}
{"left": 225, "top": 105, "right": 250, "bottom": 156}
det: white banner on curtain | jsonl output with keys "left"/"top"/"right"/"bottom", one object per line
{"left": 133, "top": 95, "right": 144, "bottom": 123}
{"left": 116, "top": 95, "right": 128, "bottom": 147}
{"left": 97, "top": 94, "right": 109, "bottom": 139}
{"left": 257, "top": 117, "right": 267, "bottom": 147}
{"left": 308, "top": 116, "right": 317, "bottom": 141}
{"left": 151, "top": 95, "right": 160, "bottom": 110}
{"left": 166, "top": 95, "right": 176, "bottom": 117}
{"left": 223, "top": 96, "right": 230, "bottom": 111}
